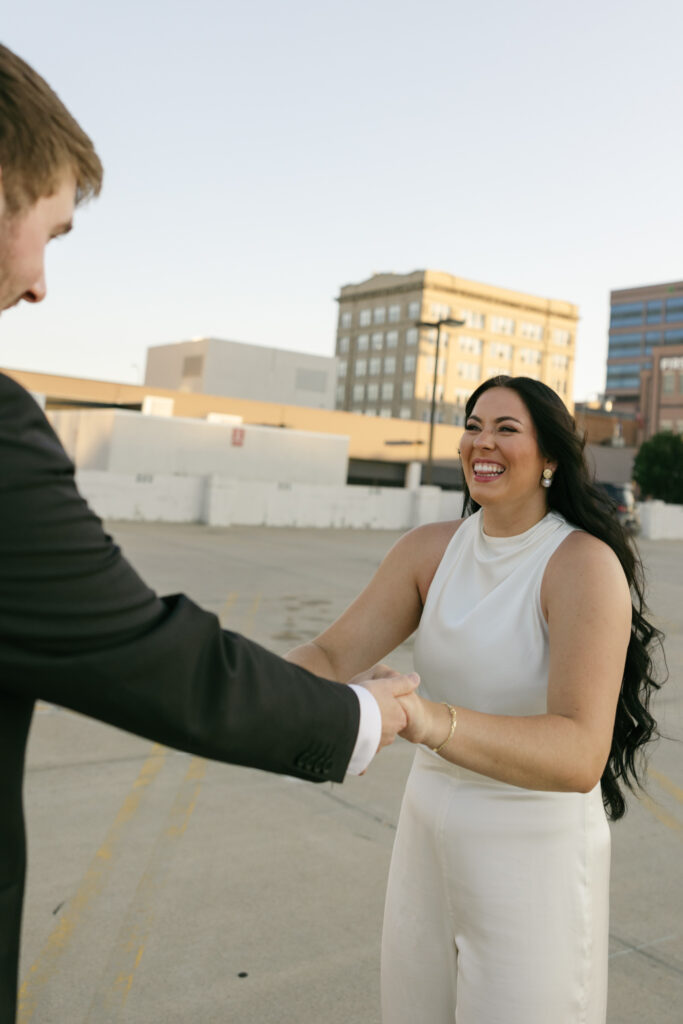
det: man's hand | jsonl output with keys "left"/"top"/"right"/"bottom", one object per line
{"left": 358, "top": 672, "right": 420, "bottom": 750}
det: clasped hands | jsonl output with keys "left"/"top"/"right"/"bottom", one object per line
{"left": 349, "top": 663, "right": 431, "bottom": 751}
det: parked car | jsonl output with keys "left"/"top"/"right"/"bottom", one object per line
{"left": 597, "top": 482, "right": 641, "bottom": 535}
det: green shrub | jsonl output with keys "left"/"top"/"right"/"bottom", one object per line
{"left": 632, "top": 431, "right": 683, "bottom": 503}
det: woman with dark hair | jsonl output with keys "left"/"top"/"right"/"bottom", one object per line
{"left": 286, "top": 376, "right": 662, "bottom": 1023}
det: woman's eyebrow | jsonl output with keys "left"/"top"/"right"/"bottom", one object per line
{"left": 466, "top": 415, "right": 523, "bottom": 425}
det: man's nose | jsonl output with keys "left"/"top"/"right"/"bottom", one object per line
{"left": 23, "top": 269, "right": 47, "bottom": 304}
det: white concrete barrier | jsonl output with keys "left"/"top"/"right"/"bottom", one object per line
{"left": 75, "top": 469, "right": 464, "bottom": 531}
{"left": 637, "top": 500, "right": 683, "bottom": 540}
{"left": 76, "top": 471, "right": 207, "bottom": 524}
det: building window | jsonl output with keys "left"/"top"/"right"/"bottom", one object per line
{"left": 665, "top": 329, "right": 683, "bottom": 345}
{"left": 404, "top": 353, "right": 416, "bottom": 372}
{"left": 552, "top": 329, "right": 572, "bottom": 346}
{"left": 384, "top": 355, "right": 396, "bottom": 374}
{"left": 364, "top": 408, "right": 378, "bottom": 417}
{"left": 666, "top": 298, "right": 683, "bottom": 321}
{"left": 357, "top": 334, "right": 369, "bottom": 351}
{"left": 406, "top": 327, "right": 418, "bottom": 346}
{"left": 408, "top": 300, "right": 421, "bottom": 320}
{"left": 337, "top": 360, "right": 347, "bottom": 378}
{"left": 379, "top": 408, "right": 392, "bottom": 418}
{"left": 359, "top": 309, "right": 372, "bottom": 326}
{"left": 340, "top": 310, "right": 352, "bottom": 329}
{"left": 461, "top": 309, "right": 485, "bottom": 329}
{"left": 386, "top": 330, "right": 399, "bottom": 348}
{"left": 388, "top": 304, "right": 401, "bottom": 322}
{"left": 646, "top": 301, "right": 662, "bottom": 323}
{"left": 352, "top": 384, "right": 365, "bottom": 402}
{"left": 182, "top": 355, "right": 204, "bottom": 377}
{"left": 491, "top": 315, "right": 515, "bottom": 336}
{"left": 660, "top": 419, "right": 673, "bottom": 431}
{"left": 367, "top": 382, "right": 379, "bottom": 401}
{"left": 431, "top": 302, "right": 450, "bottom": 320}
{"left": 459, "top": 335, "right": 482, "bottom": 354}
{"left": 369, "top": 357, "right": 381, "bottom": 376}
{"left": 402, "top": 379, "right": 414, "bottom": 399}
{"left": 458, "top": 362, "right": 479, "bottom": 381}
{"left": 371, "top": 332, "right": 383, "bottom": 350}
{"left": 608, "top": 333, "right": 642, "bottom": 358}
{"left": 519, "top": 348, "right": 542, "bottom": 364}
{"left": 399, "top": 406, "right": 412, "bottom": 419}
{"left": 610, "top": 302, "right": 643, "bottom": 327}
{"left": 373, "top": 306, "right": 386, "bottom": 324}
{"left": 338, "top": 336, "right": 350, "bottom": 354}
{"left": 454, "top": 388, "right": 470, "bottom": 404}
{"left": 490, "top": 342, "right": 512, "bottom": 360}
{"left": 355, "top": 358, "right": 367, "bottom": 376}
{"left": 381, "top": 382, "right": 394, "bottom": 400}
{"left": 552, "top": 353, "right": 569, "bottom": 368}
{"left": 335, "top": 384, "right": 345, "bottom": 404}
{"left": 662, "top": 372, "right": 676, "bottom": 394}
{"left": 520, "top": 322, "right": 544, "bottom": 341}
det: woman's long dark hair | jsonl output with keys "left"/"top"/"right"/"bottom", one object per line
{"left": 461, "top": 376, "right": 665, "bottom": 821}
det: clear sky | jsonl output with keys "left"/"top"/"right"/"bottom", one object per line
{"left": 2, "top": 0, "right": 681, "bottom": 400}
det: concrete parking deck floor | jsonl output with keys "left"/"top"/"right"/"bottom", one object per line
{"left": 18, "top": 524, "right": 683, "bottom": 1023}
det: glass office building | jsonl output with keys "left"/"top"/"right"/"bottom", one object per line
{"left": 607, "top": 281, "right": 683, "bottom": 412}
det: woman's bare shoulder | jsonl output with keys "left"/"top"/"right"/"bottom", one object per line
{"left": 549, "top": 529, "right": 625, "bottom": 574}
{"left": 542, "top": 529, "right": 629, "bottom": 618}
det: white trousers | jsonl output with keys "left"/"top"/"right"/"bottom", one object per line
{"left": 381, "top": 749, "right": 610, "bottom": 1024}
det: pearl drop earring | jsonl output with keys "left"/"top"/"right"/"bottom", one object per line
{"left": 541, "top": 468, "right": 554, "bottom": 488}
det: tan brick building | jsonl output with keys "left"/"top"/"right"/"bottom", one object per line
{"left": 334, "top": 270, "right": 578, "bottom": 423}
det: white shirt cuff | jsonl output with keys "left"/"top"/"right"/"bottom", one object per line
{"left": 346, "top": 685, "right": 382, "bottom": 775}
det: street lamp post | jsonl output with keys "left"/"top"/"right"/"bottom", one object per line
{"left": 415, "top": 317, "right": 465, "bottom": 485}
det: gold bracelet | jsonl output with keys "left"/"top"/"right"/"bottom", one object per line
{"left": 432, "top": 703, "right": 457, "bottom": 754}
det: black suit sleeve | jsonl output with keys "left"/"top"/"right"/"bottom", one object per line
{"left": 0, "top": 373, "right": 360, "bottom": 782}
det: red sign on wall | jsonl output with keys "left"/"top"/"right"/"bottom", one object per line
{"left": 231, "top": 427, "right": 245, "bottom": 447}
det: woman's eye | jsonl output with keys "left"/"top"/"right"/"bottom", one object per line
{"left": 464, "top": 422, "right": 478, "bottom": 431}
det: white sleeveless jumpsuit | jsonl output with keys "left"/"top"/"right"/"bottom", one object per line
{"left": 381, "top": 511, "right": 610, "bottom": 1024}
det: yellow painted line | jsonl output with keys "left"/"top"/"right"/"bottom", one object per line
{"left": 241, "top": 593, "right": 262, "bottom": 636}
{"left": 218, "top": 591, "right": 238, "bottom": 626}
{"left": 649, "top": 766, "right": 683, "bottom": 804}
{"left": 83, "top": 757, "right": 207, "bottom": 1020}
{"left": 638, "top": 791, "right": 682, "bottom": 835}
{"left": 18, "top": 744, "right": 167, "bottom": 1023}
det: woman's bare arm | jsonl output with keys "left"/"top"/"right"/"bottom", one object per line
{"left": 286, "top": 520, "right": 461, "bottom": 682}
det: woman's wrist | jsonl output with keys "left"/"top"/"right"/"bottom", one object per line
{"left": 425, "top": 700, "right": 456, "bottom": 750}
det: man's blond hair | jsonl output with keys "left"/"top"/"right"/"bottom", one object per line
{"left": 0, "top": 43, "right": 103, "bottom": 212}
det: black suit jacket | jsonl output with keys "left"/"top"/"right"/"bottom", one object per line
{"left": 0, "top": 372, "right": 360, "bottom": 1020}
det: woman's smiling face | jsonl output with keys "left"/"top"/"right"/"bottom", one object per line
{"left": 460, "top": 386, "right": 556, "bottom": 511}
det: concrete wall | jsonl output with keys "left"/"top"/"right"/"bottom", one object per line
{"left": 74, "top": 470, "right": 465, "bottom": 531}
{"left": 49, "top": 408, "right": 349, "bottom": 486}
{"left": 638, "top": 500, "right": 683, "bottom": 540}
